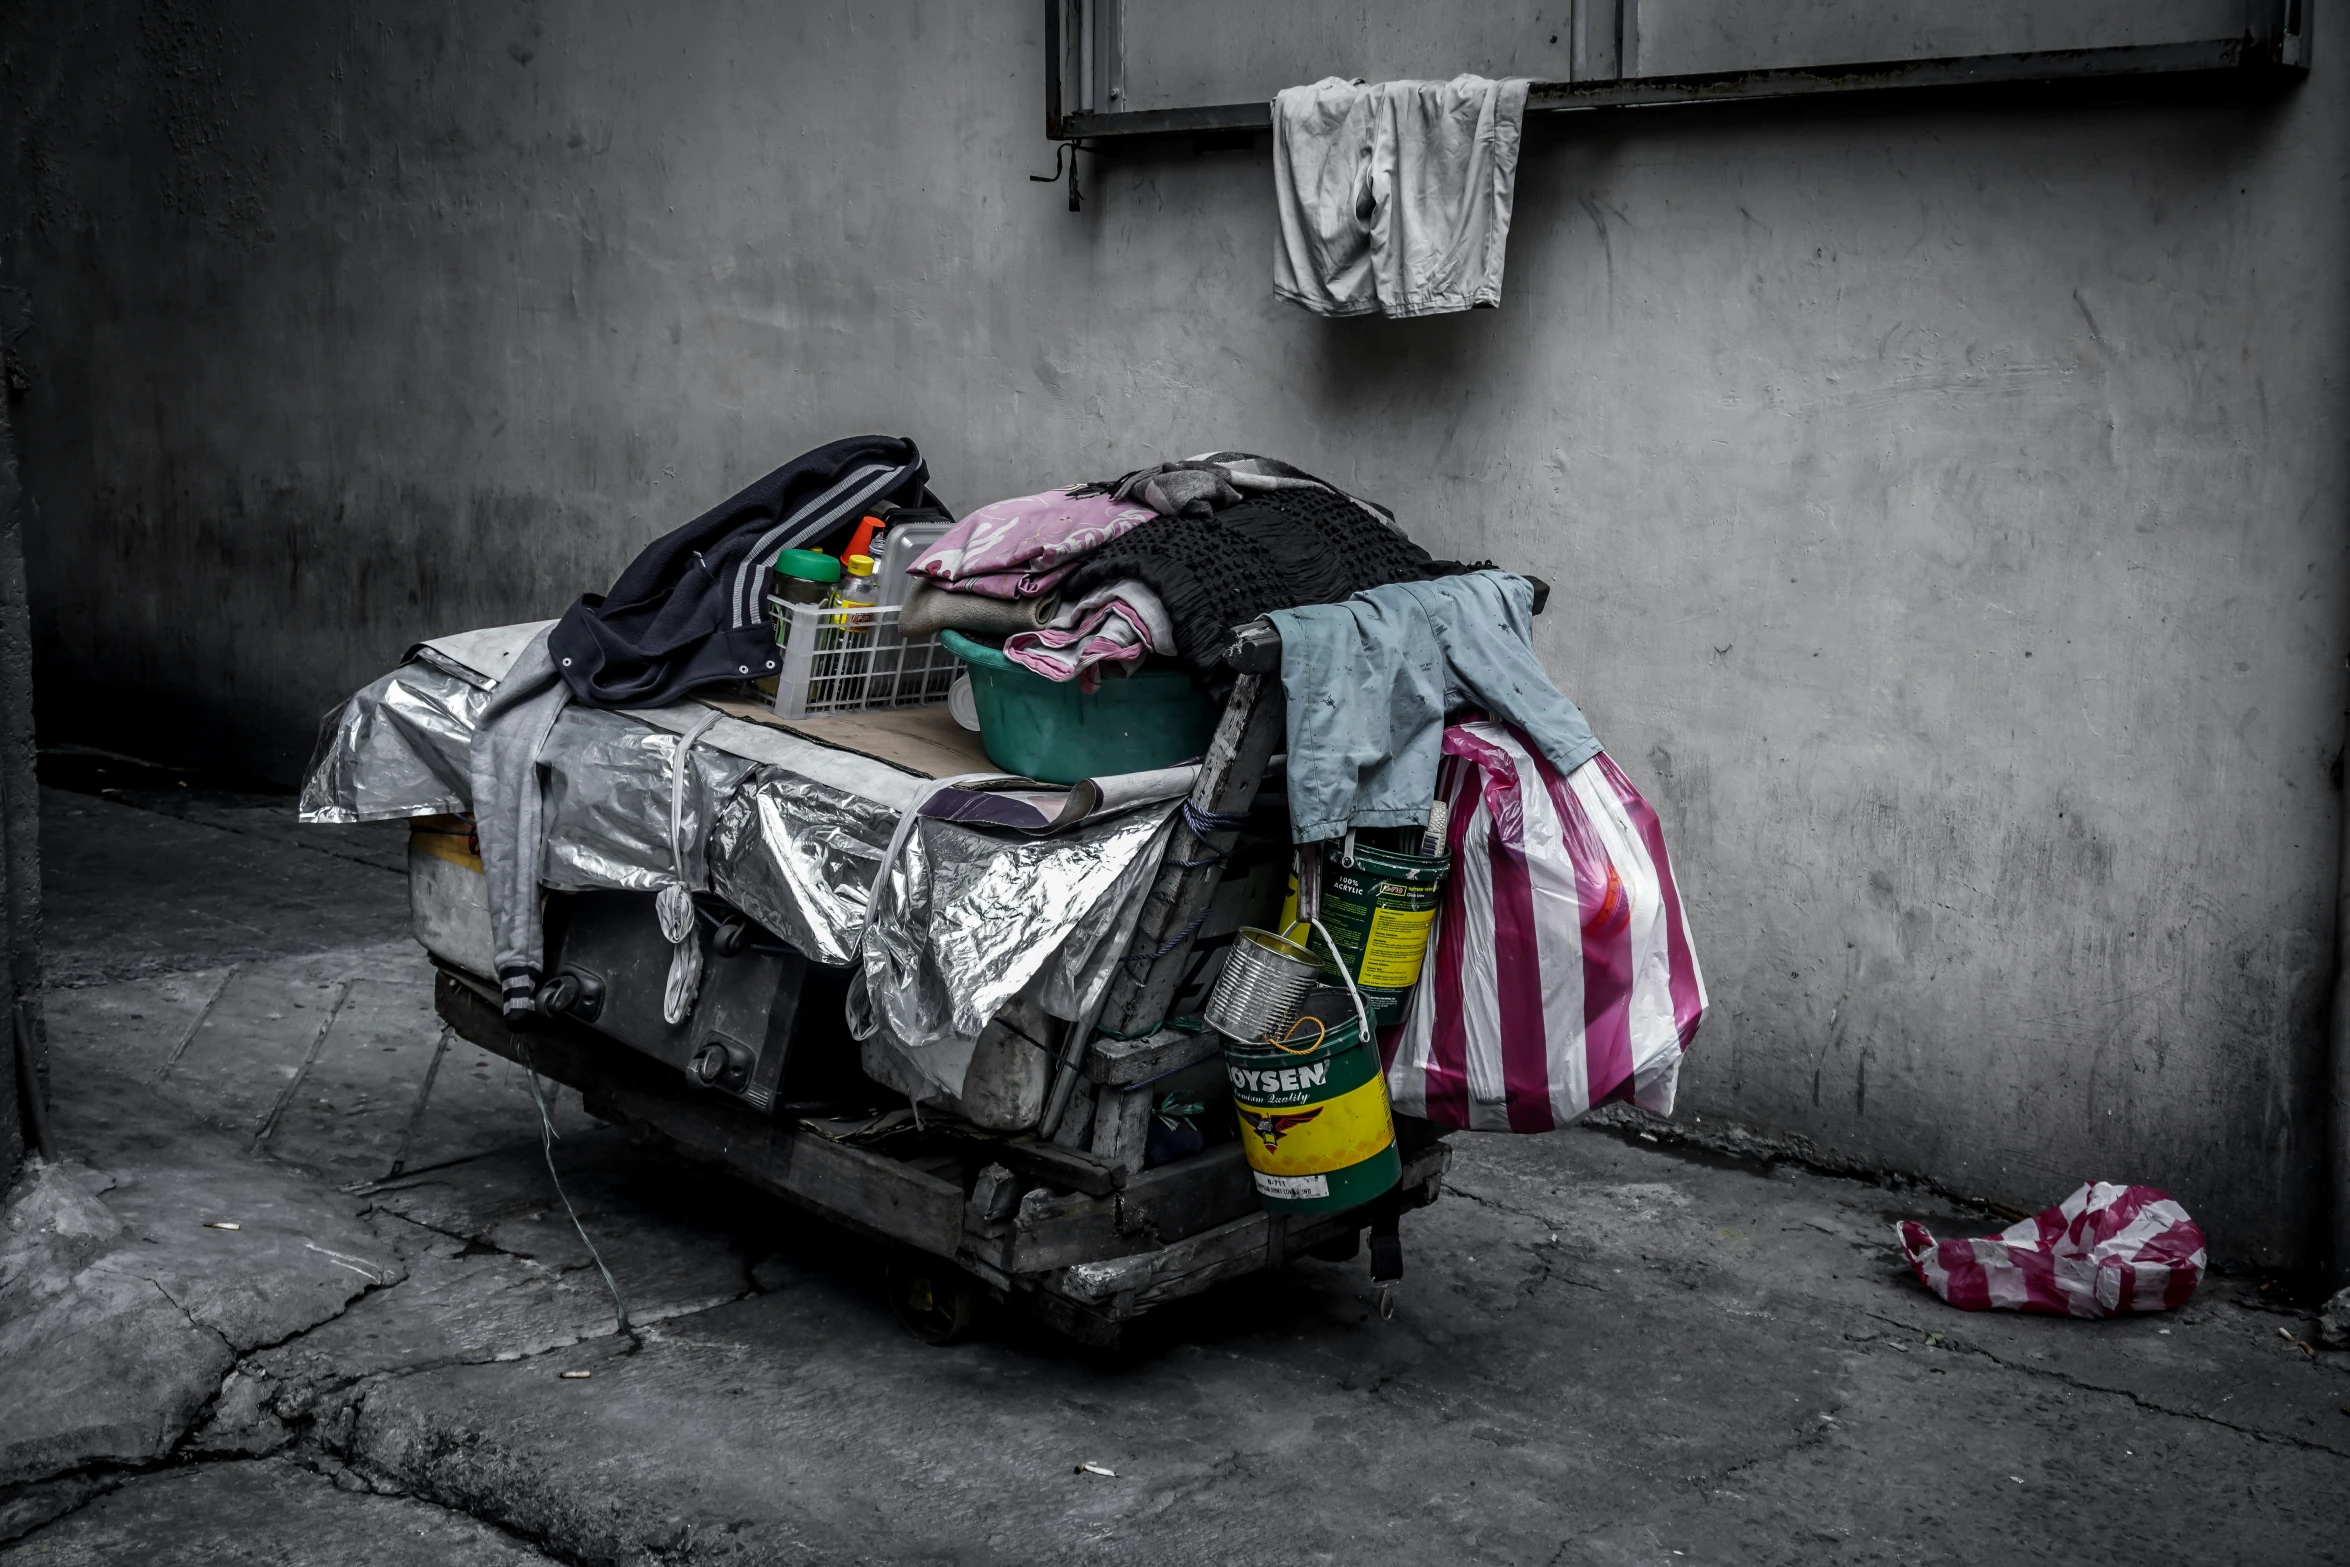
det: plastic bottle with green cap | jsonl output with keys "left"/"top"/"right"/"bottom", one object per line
{"left": 772, "top": 548, "right": 843, "bottom": 607}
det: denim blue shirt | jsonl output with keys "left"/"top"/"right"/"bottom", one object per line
{"left": 1265, "top": 570, "right": 1601, "bottom": 842}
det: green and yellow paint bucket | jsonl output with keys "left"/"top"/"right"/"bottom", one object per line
{"left": 1279, "top": 841, "right": 1451, "bottom": 1026}
{"left": 1223, "top": 1004, "right": 1400, "bottom": 1214}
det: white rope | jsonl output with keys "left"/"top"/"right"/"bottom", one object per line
{"left": 660, "top": 709, "right": 723, "bottom": 1026}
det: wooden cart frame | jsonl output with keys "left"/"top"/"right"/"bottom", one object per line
{"left": 434, "top": 622, "right": 1455, "bottom": 1345}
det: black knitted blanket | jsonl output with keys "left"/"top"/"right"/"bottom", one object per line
{"left": 1056, "top": 485, "right": 1465, "bottom": 674}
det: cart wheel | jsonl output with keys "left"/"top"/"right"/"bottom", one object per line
{"left": 886, "top": 1253, "right": 979, "bottom": 1345}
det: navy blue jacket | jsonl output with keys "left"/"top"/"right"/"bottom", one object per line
{"left": 550, "top": 435, "right": 941, "bottom": 708}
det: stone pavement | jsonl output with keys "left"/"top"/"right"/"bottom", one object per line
{"left": 3, "top": 772, "right": 2347, "bottom": 1564}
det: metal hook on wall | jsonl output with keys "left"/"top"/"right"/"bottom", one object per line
{"left": 1029, "top": 141, "right": 1085, "bottom": 212}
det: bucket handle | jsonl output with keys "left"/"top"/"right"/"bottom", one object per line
{"left": 1313, "top": 917, "right": 1374, "bottom": 1046}
{"left": 1265, "top": 1015, "right": 1328, "bottom": 1056}
{"left": 1290, "top": 843, "right": 1375, "bottom": 1046}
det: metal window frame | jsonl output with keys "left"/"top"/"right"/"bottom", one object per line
{"left": 1045, "top": 0, "right": 2308, "bottom": 140}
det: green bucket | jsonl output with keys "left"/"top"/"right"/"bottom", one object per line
{"left": 939, "top": 630, "right": 1220, "bottom": 786}
{"left": 1222, "top": 1007, "right": 1400, "bottom": 1215}
{"left": 1281, "top": 842, "right": 1452, "bottom": 1026}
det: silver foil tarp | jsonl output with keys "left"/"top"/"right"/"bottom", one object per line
{"left": 858, "top": 803, "right": 1180, "bottom": 1098}
{"left": 298, "top": 657, "right": 486, "bottom": 825}
{"left": 299, "top": 647, "right": 1183, "bottom": 1061}
{"left": 536, "top": 708, "right": 756, "bottom": 898}
{"left": 711, "top": 769, "right": 899, "bottom": 968}
{"left": 299, "top": 655, "right": 913, "bottom": 964}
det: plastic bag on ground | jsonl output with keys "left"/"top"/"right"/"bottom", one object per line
{"left": 1896, "top": 1182, "right": 2206, "bottom": 1317}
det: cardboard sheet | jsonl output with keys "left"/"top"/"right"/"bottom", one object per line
{"left": 702, "top": 699, "right": 994, "bottom": 780}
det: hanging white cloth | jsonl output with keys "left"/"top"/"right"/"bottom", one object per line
{"left": 1272, "top": 75, "right": 1531, "bottom": 319}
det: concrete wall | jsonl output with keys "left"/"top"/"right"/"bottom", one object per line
{"left": 3, "top": 3, "right": 2343, "bottom": 1263}
{"left": 0, "top": 358, "right": 36, "bottom": 1187}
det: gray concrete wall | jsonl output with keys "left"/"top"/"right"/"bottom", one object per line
{"left": 3, "top": 3, "right": 2342, "bottom": 1262}
{"left": 0, "top": 356, "right": 30, "bottom": 1186}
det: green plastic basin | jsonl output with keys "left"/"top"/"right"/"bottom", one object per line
{"left": 940, "top": 629, "right": 1219, "bottom": 785}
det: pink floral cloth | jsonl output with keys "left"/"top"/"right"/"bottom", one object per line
{"left": 935, "top": 562, "right": 1080, "bottom": 601}
{"left": 913, "top": 487, "right": 1158, "bottom": 599}
{"left": 1003, "top": 580, "right": 1175, "bottom": 692}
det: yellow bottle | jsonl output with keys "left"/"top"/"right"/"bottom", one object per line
{"left": 829, "top": 553, "right": 879, "bottom": 622}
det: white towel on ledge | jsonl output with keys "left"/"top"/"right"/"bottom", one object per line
{"left": 1272, "top": 75, "right": 1531, "bottom": 319}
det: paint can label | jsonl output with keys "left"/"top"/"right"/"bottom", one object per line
{"left": 1231, "top": 1072, "right": 1395, "bottom": 1177}
{"left": 1357, "top": 904, "right": 1437, "bottom": 989}
{"left": 1252, "top": 1171, "right": 1329, "bottom": 1200}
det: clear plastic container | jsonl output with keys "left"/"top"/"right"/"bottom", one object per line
{"left": 828, "top": 553, "right": 881, "bottom": 630}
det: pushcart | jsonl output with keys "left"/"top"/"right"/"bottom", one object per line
{"left": 428, "top": 615, "right": 1500, "bottom": 1345}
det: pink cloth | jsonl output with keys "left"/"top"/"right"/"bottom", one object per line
{"left": 914, "top": 488, "right": 1158, "bottom": 588}
{"left": 1897, "top": 1183, "right": 2206, "bottom": 1318}
{"left": 1003, "top": 604, "right": 1153, "bottom": 690}
{"left": 937, "top": 562, "right": 1078, "bottom": 601}
{"left": 1002, "top": 581, "right": 1175, "bottom": 692}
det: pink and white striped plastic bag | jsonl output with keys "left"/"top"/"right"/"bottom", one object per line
{"left": 1384, "top": 721, "right": 1707, "bottom": 1131}
{"left": 1897, "top": 1182, "right": 2206, "bottom": 1318}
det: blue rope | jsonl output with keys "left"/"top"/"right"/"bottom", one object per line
{"left": 1120, "top": 914, "right": 1205, "bottom": 966}
{"left": 1183, "top": 799, "right": 1253, "bottom": 837}
{"left": 1170, "top": 798, "right": 1256, "bottom": 868}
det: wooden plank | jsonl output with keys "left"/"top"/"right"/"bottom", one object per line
{"left": 1129, "top": 1232, "right": 1297, "bottom": 1310}
{"left": 765, "top": 1135, "right": 965, "bottom": 1256}
{"left": 1095, "top": 672, "right": 1286, "bottom": 1040}
{"left": 1087, "top": 1085, "right": 1152, "bottom": 1174}
{"left": 1045, "top": 1143, "right": 1455, "bottom": 1307}
{"left": 994, "top": 1141, "right": 1260, "bottom": 1275}
{"left": 1127, "top": 1140, "right": 1259, "bottom": 1242}
{"left": 1084, "top": 1027, "right": 1223, "bottom": 1086}
{"left": 1000, "top": 1184, "right": 1153, "bottom": 1276}
{"left": 1047, "top": 1076, "right": 1096, "bottom": 1150}
{"left": 1003, "top": 1281, "right": 1125, "bottom": 1349}
{"left": 1055, "top": 1211, "right": 1275, "bottom": 1304}
{"left": 703, "top": 698, "right": 991, "bottom": 780}
{"left": 995, "top": 1134, "right": 1124, "bottom": 1196}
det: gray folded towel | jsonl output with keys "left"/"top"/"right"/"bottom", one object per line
{"left": 899, "top": 577, "right": 1058, "bottom": 640}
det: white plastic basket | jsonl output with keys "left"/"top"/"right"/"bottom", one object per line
{"left": 768, "top": 597, "right": 963, "bottom": 719}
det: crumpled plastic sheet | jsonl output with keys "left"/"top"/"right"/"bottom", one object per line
{"left": 860, "top": 803, "right": 1180, "bottom": 1064}
{"left": 299, "top": 657, "right": 1182, "bottom": 1014}
{"left": 709, "top": 766, "right": 903, "bottom": 968}
{"left": 537, "top": 708, "right": 757, "bottom": 898}
{"left": 299, "top": 657, "right": 906, "bottom": 961}
{"left": 1896, "top": 1182, "right": 2207, "bottom": 1318}
{"left": 298, "top": 657, "right": 486, "bottom": 824}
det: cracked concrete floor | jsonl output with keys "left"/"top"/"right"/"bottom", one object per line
{"left": 4, "top": 775, "right": 2348, "bottom": 1564}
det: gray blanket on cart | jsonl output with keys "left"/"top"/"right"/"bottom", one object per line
{"left": 469, "top": 625, "right": 573, "bottom": 1020}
